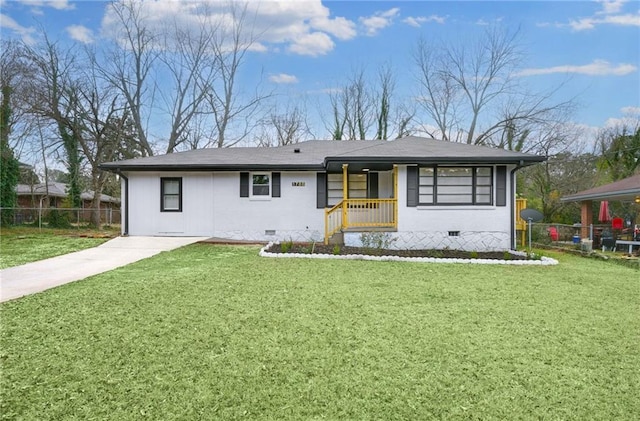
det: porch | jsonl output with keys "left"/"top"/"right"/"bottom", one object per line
{"left": 324, "top": 164, "right": 398, "bottom": 244}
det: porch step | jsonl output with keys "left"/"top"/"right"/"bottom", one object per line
{"left": 327, "top": 232, "right": 344, "bottom": 245}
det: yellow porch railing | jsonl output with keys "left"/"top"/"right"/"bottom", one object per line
{"left": 324, "top": 199, "right": 397, "bottom": 244}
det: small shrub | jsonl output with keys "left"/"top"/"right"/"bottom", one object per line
{"left": 503, "top": 251, "right": 512, "bottom": 260}
{"left": 45, "top": 209, "right": 71, "bottom": 229}
{"left": 280, "top": 239, "right": 294, "bottom": 253}
{"left": 469, "top": 251, "right": 479, "bottom": 259}
{"left": 360, "top": 232, "right": 397, "bottom": 252}
{"left": 332, "top": 245, "right": 341, "bottom": 255}
{"left": 304, "top": 242, "right": 316, "bottom": 254}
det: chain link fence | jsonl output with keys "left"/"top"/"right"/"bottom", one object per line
{"left": 1, "top": 207, "right": 121, "bottom": 228}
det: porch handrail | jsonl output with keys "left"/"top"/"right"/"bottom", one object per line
{"left": 324, "top": 201, "right": 344, "bottom": 244}
{"left": 324, "top": 198, "right": 398, "bottom": 244}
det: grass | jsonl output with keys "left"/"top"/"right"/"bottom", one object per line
{"left": 1, "top": 245, "right": 638, "bottom": 420}
{"left": 0, "top": 226, "right": 116, "bottom": 269}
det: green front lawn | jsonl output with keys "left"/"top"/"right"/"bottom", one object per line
{"left": 1, "top": 245, "right": 638, "bottom": 420}
{"left": 0, "top": 227, "right": 115, "bottom": 269}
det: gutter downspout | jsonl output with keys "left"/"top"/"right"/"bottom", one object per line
{"left": 115, "top": 169, "right": 129, "bottom": 236}
{"left": 510, "top": 161, "right": 526, "bottom": 250}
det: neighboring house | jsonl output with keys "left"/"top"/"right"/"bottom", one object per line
{"left": 16, "top": 182, "right": 121, "bottom": 209}
{"left": 100, "top": 136, "right": 544, "bottom": 251}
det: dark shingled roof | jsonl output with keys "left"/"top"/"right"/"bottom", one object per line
{"left": 100, "top": 136, "right": 545, "bottom": 172}
{"left": 561, "top": 174, "right": 640, "bottom": 202}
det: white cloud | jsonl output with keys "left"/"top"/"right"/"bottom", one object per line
{"left": 310, "top": 15, "right": 356, "bottom": 40}
{"left": 0, "top": 13, "right": 36, "bottom": 45}
{"left": 101, "top": 0, "right": 356, "bottom": 57}
{"left": 66, "top": 24, "right": 94, "bottom": 44}
{"left": 621, "top": 106, "right": 640, "bottom": 115}
{"left": 597, "top": 0, "right": 627, "bottom": 15}
{"left": 359, "top": 7, "right": 400, "bottom": 36}
{"left": 19, "top": 0, "right": 74, "bottom": 10}
{"left": 288, "top": 32, "right": 334, "bottom": 56}
{"left": 403, "top": 15, "right": 446, "bottom": 28}
{"left": 569, "top": 13, "right": 640, "bottom": 30}
{"left": 517, "top": 60, "right": 637, "bottom": 76}
{"left": 269, "top": 73, "right": 299, "bottom": 84}
{"left": 547, "top": 0, "right": 640, "bottom": 30}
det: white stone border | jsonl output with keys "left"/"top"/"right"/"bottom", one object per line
{"left": 259, "top": 242, "right": 559, "bottom": 266}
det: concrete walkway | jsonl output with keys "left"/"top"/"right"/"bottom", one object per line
{"left": 0, "top": 236, "right": 207, "bottom": 303}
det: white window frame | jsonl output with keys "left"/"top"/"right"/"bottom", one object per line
{"left": 250, "top": 172, "right": 271, "bottom": 199}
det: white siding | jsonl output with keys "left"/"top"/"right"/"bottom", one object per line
{"left": 126, "top": 172, "right": 214, "bottom": 236}
{"left": 124, "top": 171, "right": 323, "bottom": 240}
{"left": 212, "top": 172, "right": 324, "bottom": 241}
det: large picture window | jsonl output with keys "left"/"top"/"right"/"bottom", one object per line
{"left": 161, "top": 177, "right": 182, "bottom": 212}
{"left": 418, "top": 166, "right": 493, "bottom": 205}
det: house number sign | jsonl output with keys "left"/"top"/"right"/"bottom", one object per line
{"left": 291, "top": 181, "right": 306, "bottom": 187}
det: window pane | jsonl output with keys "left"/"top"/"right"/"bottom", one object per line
{"left": 439, "top": 167, "right": 472, "bottom": 177}
{"left": 164, "top": 180, "right": 180, "bottom": 194}
{"left": 476, "top": 167, "right": 491, "bottom": 177}
{"left": 419, "top": 167, "right": 434, "bottom": 176}
{"left": 253, "top": 174, "right": 269, "bottom": 185}
{"left": 476, "top": 186, "right": 492, "bottom": 195}
{"left": 439, "top": 185, "right": 473, "bottom": 195}
{"left": 253, "top": 185, "right": 269, "bottom": 196}
{"left": 419, "top": 194, "right": 433, "bottom": 204}
{"left": 419, "top": 186, "right": 433, "bottom": 195}
{"left": 164, "top": 195, "right": 179, "bottom": 210}
{"left": 439, "top": 195, "right": 470, "bottom": 203}
{"left": 419, "top": 176, "right": 434, "bottom": 185}
{"left": 476, "top": 194, "right": 491, "bottom": 204}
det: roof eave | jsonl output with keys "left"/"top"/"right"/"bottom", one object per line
{"left": 561, "top": 188, "right": 640, "bottom": 202}
{"left": 325, "top": 156, "right": 546, "bottom": 166}
{"left": 99, "top": 163, "right": 326, "bottom": 173}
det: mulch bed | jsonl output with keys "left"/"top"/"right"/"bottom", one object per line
{"left": 265, "top": 242, "right": 528, "bottom": 260}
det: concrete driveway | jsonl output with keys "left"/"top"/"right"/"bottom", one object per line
{"left": 0, "top": 236, "right": 207, "bottom": 303}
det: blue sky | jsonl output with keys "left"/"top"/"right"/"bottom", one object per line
{"left": 1, "top": 0, "right": 639, "bottom": 147}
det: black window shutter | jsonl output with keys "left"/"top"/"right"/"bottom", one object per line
{"left": 407, "top": 166, "right": 418, "bottom": 207}
{"left": 368, "top": 172, "right": 379, "bottom": 198}
{"left": 496, "top": 166, "right": 507, "bottom": 206}
{"left": 240, "top": 172, "right": 249, "bottom": 197}
{"left": 316, "top": 172, "right": 327, "bottom": 208}
{"left": 272, "top": 172, "right": 281, "bottom": 197}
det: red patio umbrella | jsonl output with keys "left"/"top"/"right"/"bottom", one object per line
{"left": 599, "top": 200, "right": 611, "bottom": 223}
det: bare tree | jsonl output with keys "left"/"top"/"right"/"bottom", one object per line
{"left": 324, "top": 68, "right": 374, "bottom": 140}
{"left": 97, "top": 0, "right": 158, "bottom": 156}
{"left": 413, "top": 27, "right": 574, "bottom": 147}
{"left": 256, "top": 105, "right": 311, "bottom": 147}
{"left": 25, "top": 36, "right": 86, "bottom": 207}
{"left": 0, "top": 40, "right": 38, "bottom": 158}
{"left": 159, "top": 11, "right": 221, "bottom": 153}
{"left": 74, "top": 75, "right": 130, "bottom": 227}
{"left": 203, "top": 2, "right": 268, "bottom": 148}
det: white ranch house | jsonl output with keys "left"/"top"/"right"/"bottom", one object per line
{"left": 100, "top": 136, "right": 544, "bottom": 251}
